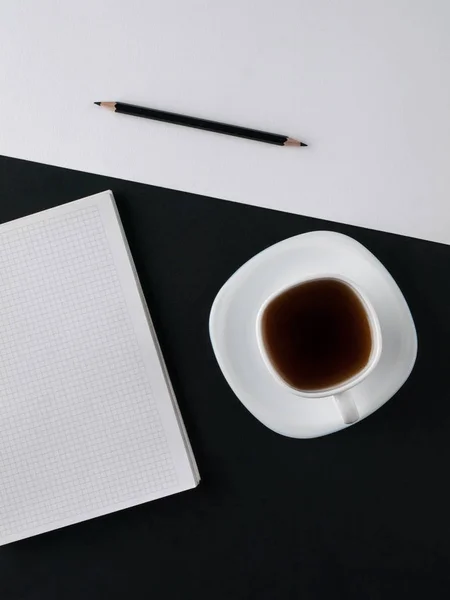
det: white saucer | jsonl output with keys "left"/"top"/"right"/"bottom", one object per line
{"left": 209, "top": 231, "right": 417, "bottom": 438}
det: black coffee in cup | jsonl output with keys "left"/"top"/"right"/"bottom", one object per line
{"left": 261, "top": 279, "right": 372, "bottom": 391}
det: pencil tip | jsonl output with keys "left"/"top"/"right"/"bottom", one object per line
{"left": 284, "top": 137, "right": 307, "bottom": 147}
{"left": 94, "top": 102, "right": 101, "bottom": 106}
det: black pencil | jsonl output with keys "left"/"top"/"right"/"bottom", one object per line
{"left": 94, "top": 102, "right": 307, "bottom": 147}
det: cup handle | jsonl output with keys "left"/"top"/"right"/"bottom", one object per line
{"left": 334, "top": 390, "right": 360, "bottom": 425}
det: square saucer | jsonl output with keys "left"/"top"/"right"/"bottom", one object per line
{"left": 209, "top": 231, "right": 417, "bottom": 438}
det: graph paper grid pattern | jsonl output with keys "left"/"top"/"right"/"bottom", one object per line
{"left": 0, "top": 193, "right": 196, "bottom": 545}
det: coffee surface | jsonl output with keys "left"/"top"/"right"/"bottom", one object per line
{"left": 261, "top": 279, "right": 372, "bottom": 391}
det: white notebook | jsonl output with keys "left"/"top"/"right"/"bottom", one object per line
{"left": 0, "top": 191, "right": 199, "bottom": 546}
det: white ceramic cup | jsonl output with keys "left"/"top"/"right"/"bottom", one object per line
{"left": 256, "top": 275, "right": 382, "bottom": 425}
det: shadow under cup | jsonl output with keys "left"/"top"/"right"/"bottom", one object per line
{"left": 256, "top": 277, "right": 382, "bottom": 423}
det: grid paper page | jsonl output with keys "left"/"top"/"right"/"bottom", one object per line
{"left": 0, "top": 192, "right": 198, "bottom": 546}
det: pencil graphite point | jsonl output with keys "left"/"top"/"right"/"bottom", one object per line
{"left": 94, "top": 102, "right": 101, "bottom": 106}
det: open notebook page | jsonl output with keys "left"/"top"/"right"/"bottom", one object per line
{"left": 0, "top": 191, "right": 199, "bottom": 546}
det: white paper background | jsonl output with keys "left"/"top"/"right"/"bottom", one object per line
{"left": 1, "top": 1, "right": 449, "bottom": 243}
